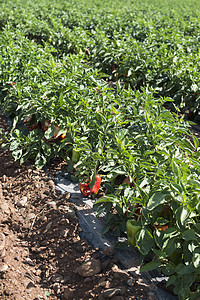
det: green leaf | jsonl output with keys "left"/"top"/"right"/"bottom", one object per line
{"left": 20, "top": 151, "right": 30, "bottom": 164}
{"left": 1, "top": 143, "right": 9, "bottom": 149}
{"left": 147, "top": 192, "right": 169, "bottom": 210}
{"left": 177, "top": 264, "right": 195, "bottom": 275}
{"left": 153, "top": 249, "right": 166, "bottom": 258}
{"left": 166, "top": 275, "right": 177, "bottom": 287}
{"left": 192, "top": 135, "right": 199, "bottom": 150}
{"left": 176, "top": 206, "right": 190, "bottom": 229}
{"left": 44, "top": 125, "right": 55, "bottom": 139}
{"left": 162, "top": 237, "right": 177, "bottom": 256}
{"left": 141, "top": 260, "right": 161, "bottom": 272}
{"left": 12, "top": 149, "right": 22, "bottom": 161}
{"left": 35, "top": 153, "right": 47, "bottom": 169}
{"left": 182, "top": 229, "right": 197, "bottom": 241}
{"left": 12, "top": 116, "right": 19, "bottom": 130}
{"left": 41, "top": 141, "right": 52, "bottom": 156}
{"left": 136, "top": 228, "right": 154, "bottom": 256}
{"left": 193, "top": 248, "right": 200, "bottom": 268}
{"left": 10, "top": 141, "right": 19, "bottom": 151}
{"left": 94, "top": 195, "right": 116, "bottom": 205}
{"left": 89, "top": 170, "right": 97, "bottom": 188}
{"left": 170, "top": 182, "right": 183, "bottom": 194}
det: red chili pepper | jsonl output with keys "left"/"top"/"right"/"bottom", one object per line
{"left": 91, "top": 175, "right": 101, "bottom": 194}
{"left": 79, "top": 175, "right": 101, "bottom": 197}
{"left": 112, "top": 65, "right": 116, "bottom": 72}
{"left": 156, "top": 225, "right": 169, "bottom": 232}
{"left": 79, "top": 182, "right": 91, "bottom": 197}
{"left": 60, "top": 132, "right": 66, "bottom": 140}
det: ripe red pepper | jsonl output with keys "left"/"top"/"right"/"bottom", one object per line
{"left": 60, "top": 132, "right": 66, "bottom": 140}
{"left": 43, "top": 122, "right": 66, "bottom": 142}
{"left": 91, "top": 175, "right": 101, "bottom": 194}
{"left": 79, "top": 182, "right": 91, "bottom": 197}
{"left": 79, "top": 175, "right": 101, "bottom": 197}
{"left": 156, "top": 225, "right": 169, "bottom": 232}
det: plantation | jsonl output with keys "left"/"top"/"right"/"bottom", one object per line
{"left": 0, "top": 0, "right": 200, "bottom": 299}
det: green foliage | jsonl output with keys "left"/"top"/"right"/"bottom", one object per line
{"left": 0, "top": 0, "right": 200, "bottom": 298}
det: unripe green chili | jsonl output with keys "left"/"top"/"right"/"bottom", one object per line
{"left": 72, "top": 148, "right": 80, "bottom": 163}
{"left": 126, "top": 219, "right": 142, "bottom": 248}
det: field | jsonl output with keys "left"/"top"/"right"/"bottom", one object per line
{"left": 0, "top": 0, "right": 200, "bottom": 299}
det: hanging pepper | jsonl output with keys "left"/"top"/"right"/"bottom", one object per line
{"left": 79, "top": 175, "right": 101, "bottom": 197}
{"left": 60, "top": 132, "right": 66, "bottom": 140}
{"left": 155, "top": 225, "right": 169, "bottom": 232}
{"left": 91, "top": 175, "right": 101, "bottom": 194}
{"left": 126, "top": 219, "right": 141, "bottom": 248}
{"left": 72, "top": 149, "right": 80, "bottom": 163}
{"left": 79, "top": 182, "right": 91, "bottom": 197}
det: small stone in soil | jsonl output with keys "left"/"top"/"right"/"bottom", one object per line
{"left": 0, "top": 248, "right": 6, "bottom": 257}
{"left": 103, "top": 246, "right": 115, "bottom": 257}
{"left": 27, "top": 213, "right": 36, "bottom": 220}
{"left": 127, "top": 278, "right": 136, "bottom": 287}
{"left": 25, "top": 257, "right": 35, "bottom": 266}
{"left": 65, "top": 208, "right": 76, "bottom": 220}
{"left": 147, "top": 292, "right": 158, "bottom": 300}
{"left": 47, "top": 201, "right": 57, "bottom": 209}
{"left": 1, "top": 202, "right": 10, "bottom": 214}
{"left": 63, "top": 287, "right": 74, "bottom": 299}
{"left": 2, "top": 175, "right": 7, "bottom": 182}
{"left": 77, "top": 258, "right": 102, "bottom": 277}
{"left": 16, "top": 196, "right": 28, "bottom": 207}
{"left": 0, "top": 263, "right": 8, "bottom": 272}
{"left": 51, "top": 273, "right": 63, "bottom": 283}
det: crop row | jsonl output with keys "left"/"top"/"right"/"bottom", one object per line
{"left": 1, "top": 0, "right": 200, "bottom": 116}
{"left": 0, "top": 0, "right": 200, "bottom": 299}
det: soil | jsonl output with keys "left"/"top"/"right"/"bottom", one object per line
{"left": 0, "top": 114, "right": 152, "bottom": 300}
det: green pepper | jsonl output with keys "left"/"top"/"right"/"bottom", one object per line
{"left": 72, "top": 148, "right": 80, "bottom": 163}
{"left": 126, "top": 219, "right": 142, "bottom": 248}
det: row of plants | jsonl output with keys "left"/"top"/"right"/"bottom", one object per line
{"left": 1, "top": 0, "right": 200, "bottom": 116}
{"left": 0, "top": 0, "right": 200, "bottom": 299}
